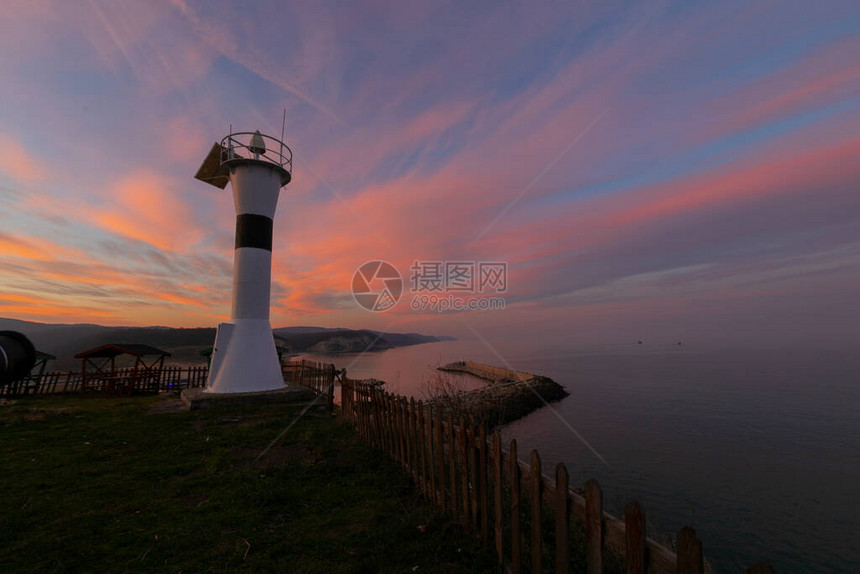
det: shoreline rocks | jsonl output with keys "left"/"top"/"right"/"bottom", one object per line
{"left": 429, "top": 361, "right": 569, "bottom": 428}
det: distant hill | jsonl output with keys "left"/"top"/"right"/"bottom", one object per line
{"left": 0, "top": 318, "right": 453, "bottom": 370}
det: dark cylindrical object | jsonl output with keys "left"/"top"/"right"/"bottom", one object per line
{"left": 0, "top": 331, "right": 36, "bottom": 385}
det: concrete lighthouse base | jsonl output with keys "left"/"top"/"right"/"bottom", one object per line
{"left": 180, "top": 386, "right": 315, "bottom": 411}
{"left": 205, "top": 319, "right": 284, "bottom": 393}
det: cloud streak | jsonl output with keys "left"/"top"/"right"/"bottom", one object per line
{"left": 0, "top": 0, "right": 857, "bottom": 346}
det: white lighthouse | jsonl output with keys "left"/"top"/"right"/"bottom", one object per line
{"left": 194, "top": 130, "right": 292, "bottom": 393}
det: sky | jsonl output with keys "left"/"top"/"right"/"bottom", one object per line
{"left": 0, "top": 0, "right": 858, "bottom": 348}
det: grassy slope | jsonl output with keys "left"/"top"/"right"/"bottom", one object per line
{"left": 0, "top": 396, "right": 496, "bottom": 573}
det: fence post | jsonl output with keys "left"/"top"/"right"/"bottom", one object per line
{"left": 388, "top": 393, "right": 394, "bottom": 455}
{"left": 373, "top": 388, "right": 382, "bottom": 446}
{"left": 368, "top": 386, "right": 375, "bottom": 437}
{"left": 418, "top": 401, "right": 427, "bottom": 496}
{"left": 510, "top": 439, "right": 521, "bottom": 574}
{"left": 625, "top": 501, "right": 645, "bottom": 574}
{"left": 434, "top": 406, "right": 445, "bottom": 509}
{"left": 556, "top": 463, "right": 570, "bottom": 574}
{"left": 373, "top": 387, "right": 380, "bottom": 443}
{"left": 401, "top": 398, "right": 409, "bottom": 466}
{"left": 447, "top": 412, "right": 457, "bottom": 514}
{"left": 402, "top": 398, "right": 409, "bottom": 468}
{"left": 328, "top": 364, "right": 335, "bottom": 410}
{"left": 427, "top": 406, "right": 437, "bottom": 502}
{"left": 382, "top": 390, "right": 388, "bottom": 453}
{"left": 677, "top": 526, "right": 703, "bottom": 574}
{"left": 366, "top": 385, "right": 373, "bottom": 440}
{"left": 493, "top": 430, "right": 503, "bottom": 566}
{"left": 397, "top": 398, "right": 406, "bottom": 465}
{"left": 389, "top": 395, "right": 396, "bottom": 457}
{"left": 362, "top": 384, "right": 368, "bottom": 433}
{"left": 363, "top": 386, "right": 370, "bottom": 442}
{"left": 379, "top": 392, "right": 386, "bottom": 450}
{"left": 384, "top": 393, "right": 392, "bottom": 456}
{"left": 353, "top": 383, "right": 361, "bottom": 435}
{"left": 530, "top": 449, "right": 543, "bottom": 574}
{"left": 586, "top": 479, "right": 604, "bottom": 574}
{"left": 469, "top": 415, "right": 479, "bottom": 527}
{"left": 392, "top": 394, "right": 399, "bottom": 460}
{"left": 459, "top": 416, "right": 470, "bottom": 524}
{"left": 406, "top": 397, "right": 421, "bottom": 487}
{"left": 478, "top": 423, "right": 489, "bottom": 543}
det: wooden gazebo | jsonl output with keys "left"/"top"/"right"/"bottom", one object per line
{"left": 74, "top": 344, "right": 170, "bottom": 396}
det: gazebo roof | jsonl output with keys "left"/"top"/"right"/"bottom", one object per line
{"left": 35, "top": 350, "right": 56, "bottom": 361}
{"left": 74, "top": 343, "right": 171, "bottom": 360}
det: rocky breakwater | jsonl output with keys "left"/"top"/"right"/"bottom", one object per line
{"left": 433, "top": 361, "right": 568, "bottom": 428}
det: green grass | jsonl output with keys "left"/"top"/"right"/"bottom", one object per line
{"left": 0, "top": 395, "right": 497, "bottom": 573}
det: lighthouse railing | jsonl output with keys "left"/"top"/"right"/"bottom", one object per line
{"left": 220, "top": 132, "right": 292, "bottom": 173}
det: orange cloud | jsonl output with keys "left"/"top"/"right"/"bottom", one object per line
{"left": 92, "top": 170, "right": 203, "bottom": 251}
{"left": 0, "top": 234, "right": 46, "bottom": 260}
{"left": 0, "top": 292, "right": 118, "bottom": 322}
{"left": 0, "top": 134, "right": 47, "bottom": 184}
{"left": 2, "top": 293, "right": 50, "bottom": 305}
{"left": 153, "top": 291, "right": 208, "bottom": 308}
{"left": 0, "top": 232, "right": 91, "bottom": 263}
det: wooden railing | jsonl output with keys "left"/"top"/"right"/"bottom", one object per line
{"left": 341, "top": 378, "right": 774, "bottom": 574}
{"left": 283, "top": 359, "right": 336, "bottom": 409}
{"left": 2, "top": 366, "right": 212, "bottom": 397}
{"left": 6, "top": 371, "right": 85, "bottom": 395}
{"left": 2, "top": 360, "right": 335, "bottom": 406}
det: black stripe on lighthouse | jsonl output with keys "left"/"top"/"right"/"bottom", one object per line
{"left": 235, "top": 214, "right": 273, "bottom": 251}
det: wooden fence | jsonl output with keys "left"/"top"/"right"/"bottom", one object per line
{"left": 283, "top": 359, "right": 336, "bottom": 409}
{"left": 340, "top": 378, "right": 773, "bottom": 574}
{"left": 3, "top": 360, "right": 335, "bottom": 408}
{"left": 2, "top": 366, "right": 212, "bottom": 397}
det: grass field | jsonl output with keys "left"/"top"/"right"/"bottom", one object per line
{"left": 0, "top": 395, "right": 497, "bottom": 573}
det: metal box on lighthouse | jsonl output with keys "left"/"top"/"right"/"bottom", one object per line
{"left": 194, "top": 130, "right": 292, "bottom": 393}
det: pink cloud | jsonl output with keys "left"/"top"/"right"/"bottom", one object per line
{"left": 304, "top": 99, "right": 480, "bottom": 190}
{"left": 464, "top": 130, "right": 860, "bottom": 304}
{"left": 703, "top": 35, "right": 860, "bottom": 139}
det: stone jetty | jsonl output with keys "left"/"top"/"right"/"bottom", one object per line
{"left": 431, "top": 360, "right": 569, "bottom": 428}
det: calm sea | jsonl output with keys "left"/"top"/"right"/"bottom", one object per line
{"left": 301, "top": 340, "right": 860, "bottom": 574}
